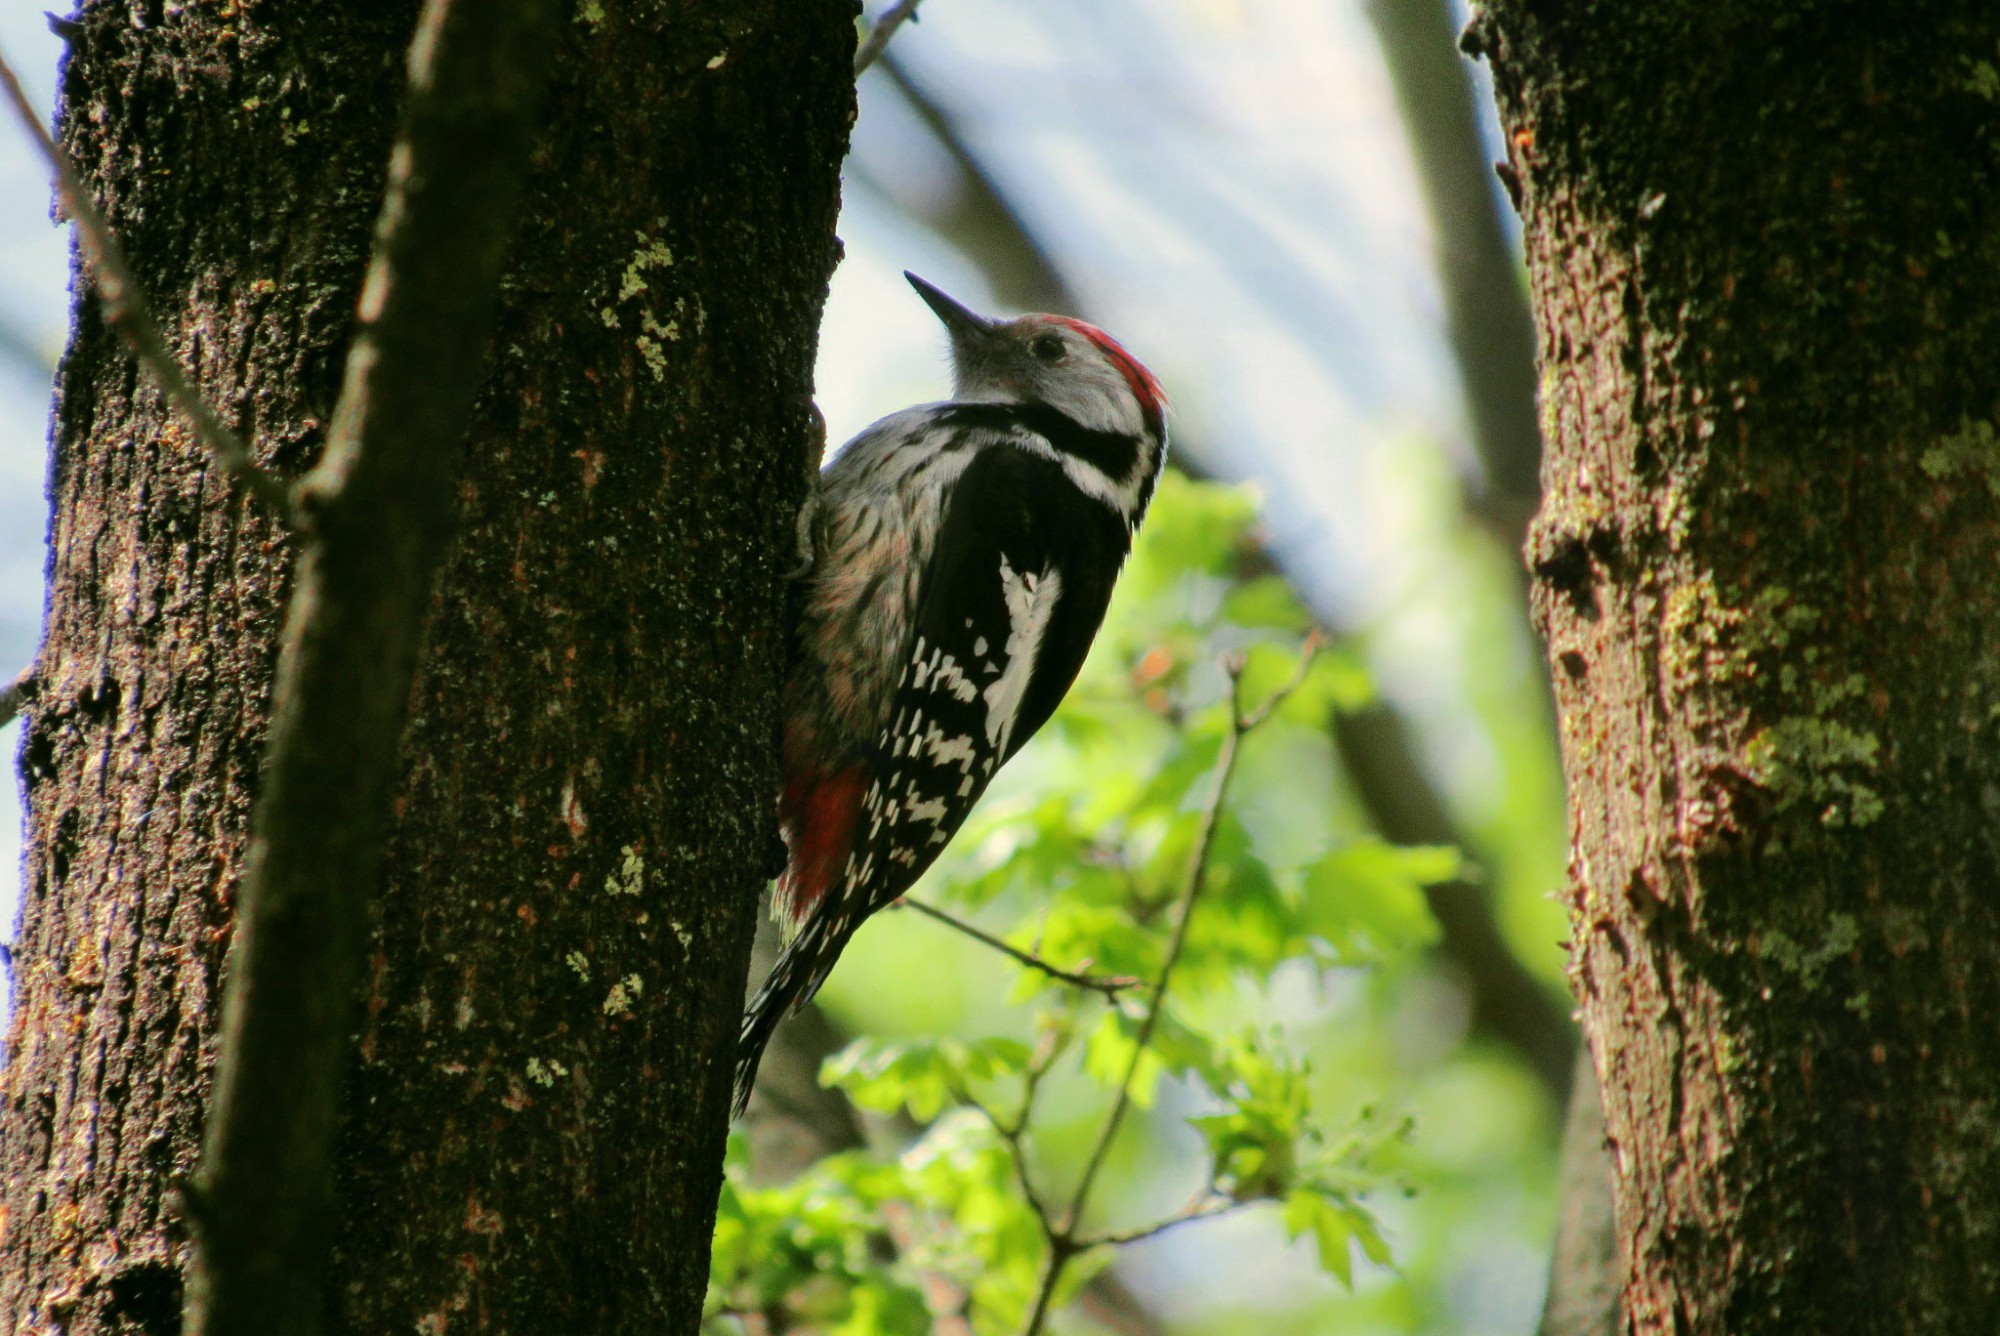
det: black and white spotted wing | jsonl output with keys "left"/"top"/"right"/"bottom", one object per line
{"left": 736, "top": 432, "right": 1142, "bottom": 1115}
{"left": 851, "top": 440, "right": 1132, "bottom": 919}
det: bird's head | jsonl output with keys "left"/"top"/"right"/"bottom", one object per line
{"left": 907, "top": 272, "right": 1166, "bottom": 444}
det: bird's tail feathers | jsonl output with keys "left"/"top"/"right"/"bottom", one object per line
{"left": 732, "top": 915, "right": 844, "bottom": 1118}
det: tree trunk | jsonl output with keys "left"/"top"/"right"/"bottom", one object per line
{"left": 1470, "top": 3, "right": 2000, "bottom": 1331}
{"left": 1, "top": 3, "right": 853, "bottom": 1332}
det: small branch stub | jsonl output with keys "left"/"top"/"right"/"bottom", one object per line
{"left": 0, "top": 665, "right": 30, "bottom": 732}
{"left": 854, "top": 0, "right": 923, "bottom": 76}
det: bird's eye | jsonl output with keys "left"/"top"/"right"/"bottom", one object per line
{"left": 1029, "top": 333, "right": 1067, "bottom": 363}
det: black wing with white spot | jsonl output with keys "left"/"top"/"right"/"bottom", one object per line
{"left": 844, "top": 441, "right": 1131, "bottom": 919}
{"left": 738, "top": 442, "right": 1130, "bottom": 1113}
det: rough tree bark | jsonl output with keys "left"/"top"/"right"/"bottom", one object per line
{"left": 1469, "top": 3, "right": 2000, "bottom": 1331}
{"left": 1, "top": 2, "right": 854, "bottom": 1333}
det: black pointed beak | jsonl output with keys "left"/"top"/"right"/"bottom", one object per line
{"left": 906, "top": 272, "right": 996, "bottom": 343}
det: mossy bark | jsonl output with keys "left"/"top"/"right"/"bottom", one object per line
{"left": 0, "top": 2, "right": 853, "bottom": 1332}
{"left": 1471, "top": 3, "right": 2000, "bottom": 1331}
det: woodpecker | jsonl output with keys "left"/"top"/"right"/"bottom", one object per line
{"left": 735, "top": 273, "right": 1168, "bottom": 1115}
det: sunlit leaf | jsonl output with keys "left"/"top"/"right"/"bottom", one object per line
{"left": 1181, "top": 815, "right": 1298, "bottom": 984}
{"left": 821, "top": 1038, "right": 952, "bottom": 1119}
{"left": 1284, "top": 1189, "right": 1355, "bottom": 1288}
{"left": 1221, "top": 573, "right": 1315, "bottom": 632}
{"left": 1128, "top": 714, "right": 1226, "bottom": 823}
{"left": 1236, "top": 639, "right": 1311, "bottom": 712}
{"left": 1015, "top": 901, "right": 1160, "bottom": 983}
{"left": 1083, "top": 1007, "right": 1166, "bottom": 1107}
{"left": 1301, "top": 840, "right": 1454, "bottom": 960}
{"left": 1124, "top": 473, "right": 1261, "bottom": 590}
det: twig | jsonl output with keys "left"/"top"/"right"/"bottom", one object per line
{"left": 958, "top": 1083, "right": 1059, "bottom": 1235}
{"left": 1238, "top": 630, "right": 1326, "bottom": 733}
{"left": 0, "top": 48, "right": 297, "bottom": 525}
{"left": 1017, "top": 640, "right": 1322, "bottom": 1336}
{"left": 1062, "top": 642, "right": 1322, "bottom": 1228}
{"left": 853, "top": 0, "right": 923, "bottom": 76}
{"left": 896, "top": 896, "right": 1142, "bottom": 996}
{"left": 1056, "top": 698, "right": 1237, "bottom": 1240}
{"left": 0, "top": 666, "right": 30, "bottom": 731}
{"left": 1075, "top": 1197, "right": 1242, "bottom": 1250}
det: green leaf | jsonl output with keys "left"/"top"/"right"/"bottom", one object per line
{"left": 1128, "top": 717, "right": 1226, "bottom": 825}
{"left": 958, "top": 1035, "right": 1032, "bottom": 1082}
{"left": 819, "top": 1035, "right": 1034, "bottom": 1119}
{"left": 1283, "top": 1189, "right": 1355, "bottom": 1287}
{"left": 832, "top": 1278, "right": 931, "bottom": 1336}
{"left": 1124, "top": 473, "right": 1261, "bottom": 588}
{"left": 1184, "top": 1030, "right": 1318, "bottom": 1199}
{"left": 1018, "top": 901, "right": 1160, "bottom": 984}
{"left": 1146, "top": 1006, "right": 1224, "bottom": 1083}
{"left": 1300, "top": 840, "right": 1453, "bottom": 961}
{"left": 820, "top": 1038, "right": 954, "bottom": 1119}
{"left": 935, "top": 795, "right": 1094, "bottom": 908}
{"left": 1235, "top": 640, "right": 1311, "bottom": 713}
{"left": 1046, "top": 688, "right": 1120, "bottom": 749}
{"left": 1083, "top": 1007, "right": 1166, "bottom": 1107}
{"left": 1221, "top": 574, "right": 1314, "bottom": 632}
{"left": 1347, "top": 1203, "right": 1394, "bottom": 1266}
{"left": 1288, "top": 644, "right": 1378, "bottom": 719}
{"left": 1181, "top": 815, "right": 1296, "bottom": 982}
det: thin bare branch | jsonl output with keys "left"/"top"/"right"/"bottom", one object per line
{"left": 0, "top": 48, "right": 297, "bottom": 524}
{"left": 854, "top": 0, "right": 923, "bottom": 76}
{"left": 897, "top": 896, "right": 1141, "bottom": 996}
{"left": 0, "top": 666, "right": 30, "bottom": 731}
{"left": 1058, "top": 693, "right": 1239, "bottom": 1245}
{"left": 1074, "top": 1197, "right": 1242, "bottom": 1250}
{"left": 1235, "top": 631, "right": 1326, "bottom": 732}
{"left": 959, "top": 1085, "right": 1059, "bottom": 1236}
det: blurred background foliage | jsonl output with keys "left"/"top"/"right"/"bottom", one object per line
{"left": 0, "top": 1, "right": 1574, "bottom": 1332}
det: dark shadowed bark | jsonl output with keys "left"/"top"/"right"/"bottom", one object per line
{"left": 327, "top": 3, "right": 854, "bottom": 1327}
{"left": 1470, "top": 2, "right": 2000, "bottom": 1330}
{"left": 1, "top": 2, "right": 854, "bottom": 1332}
